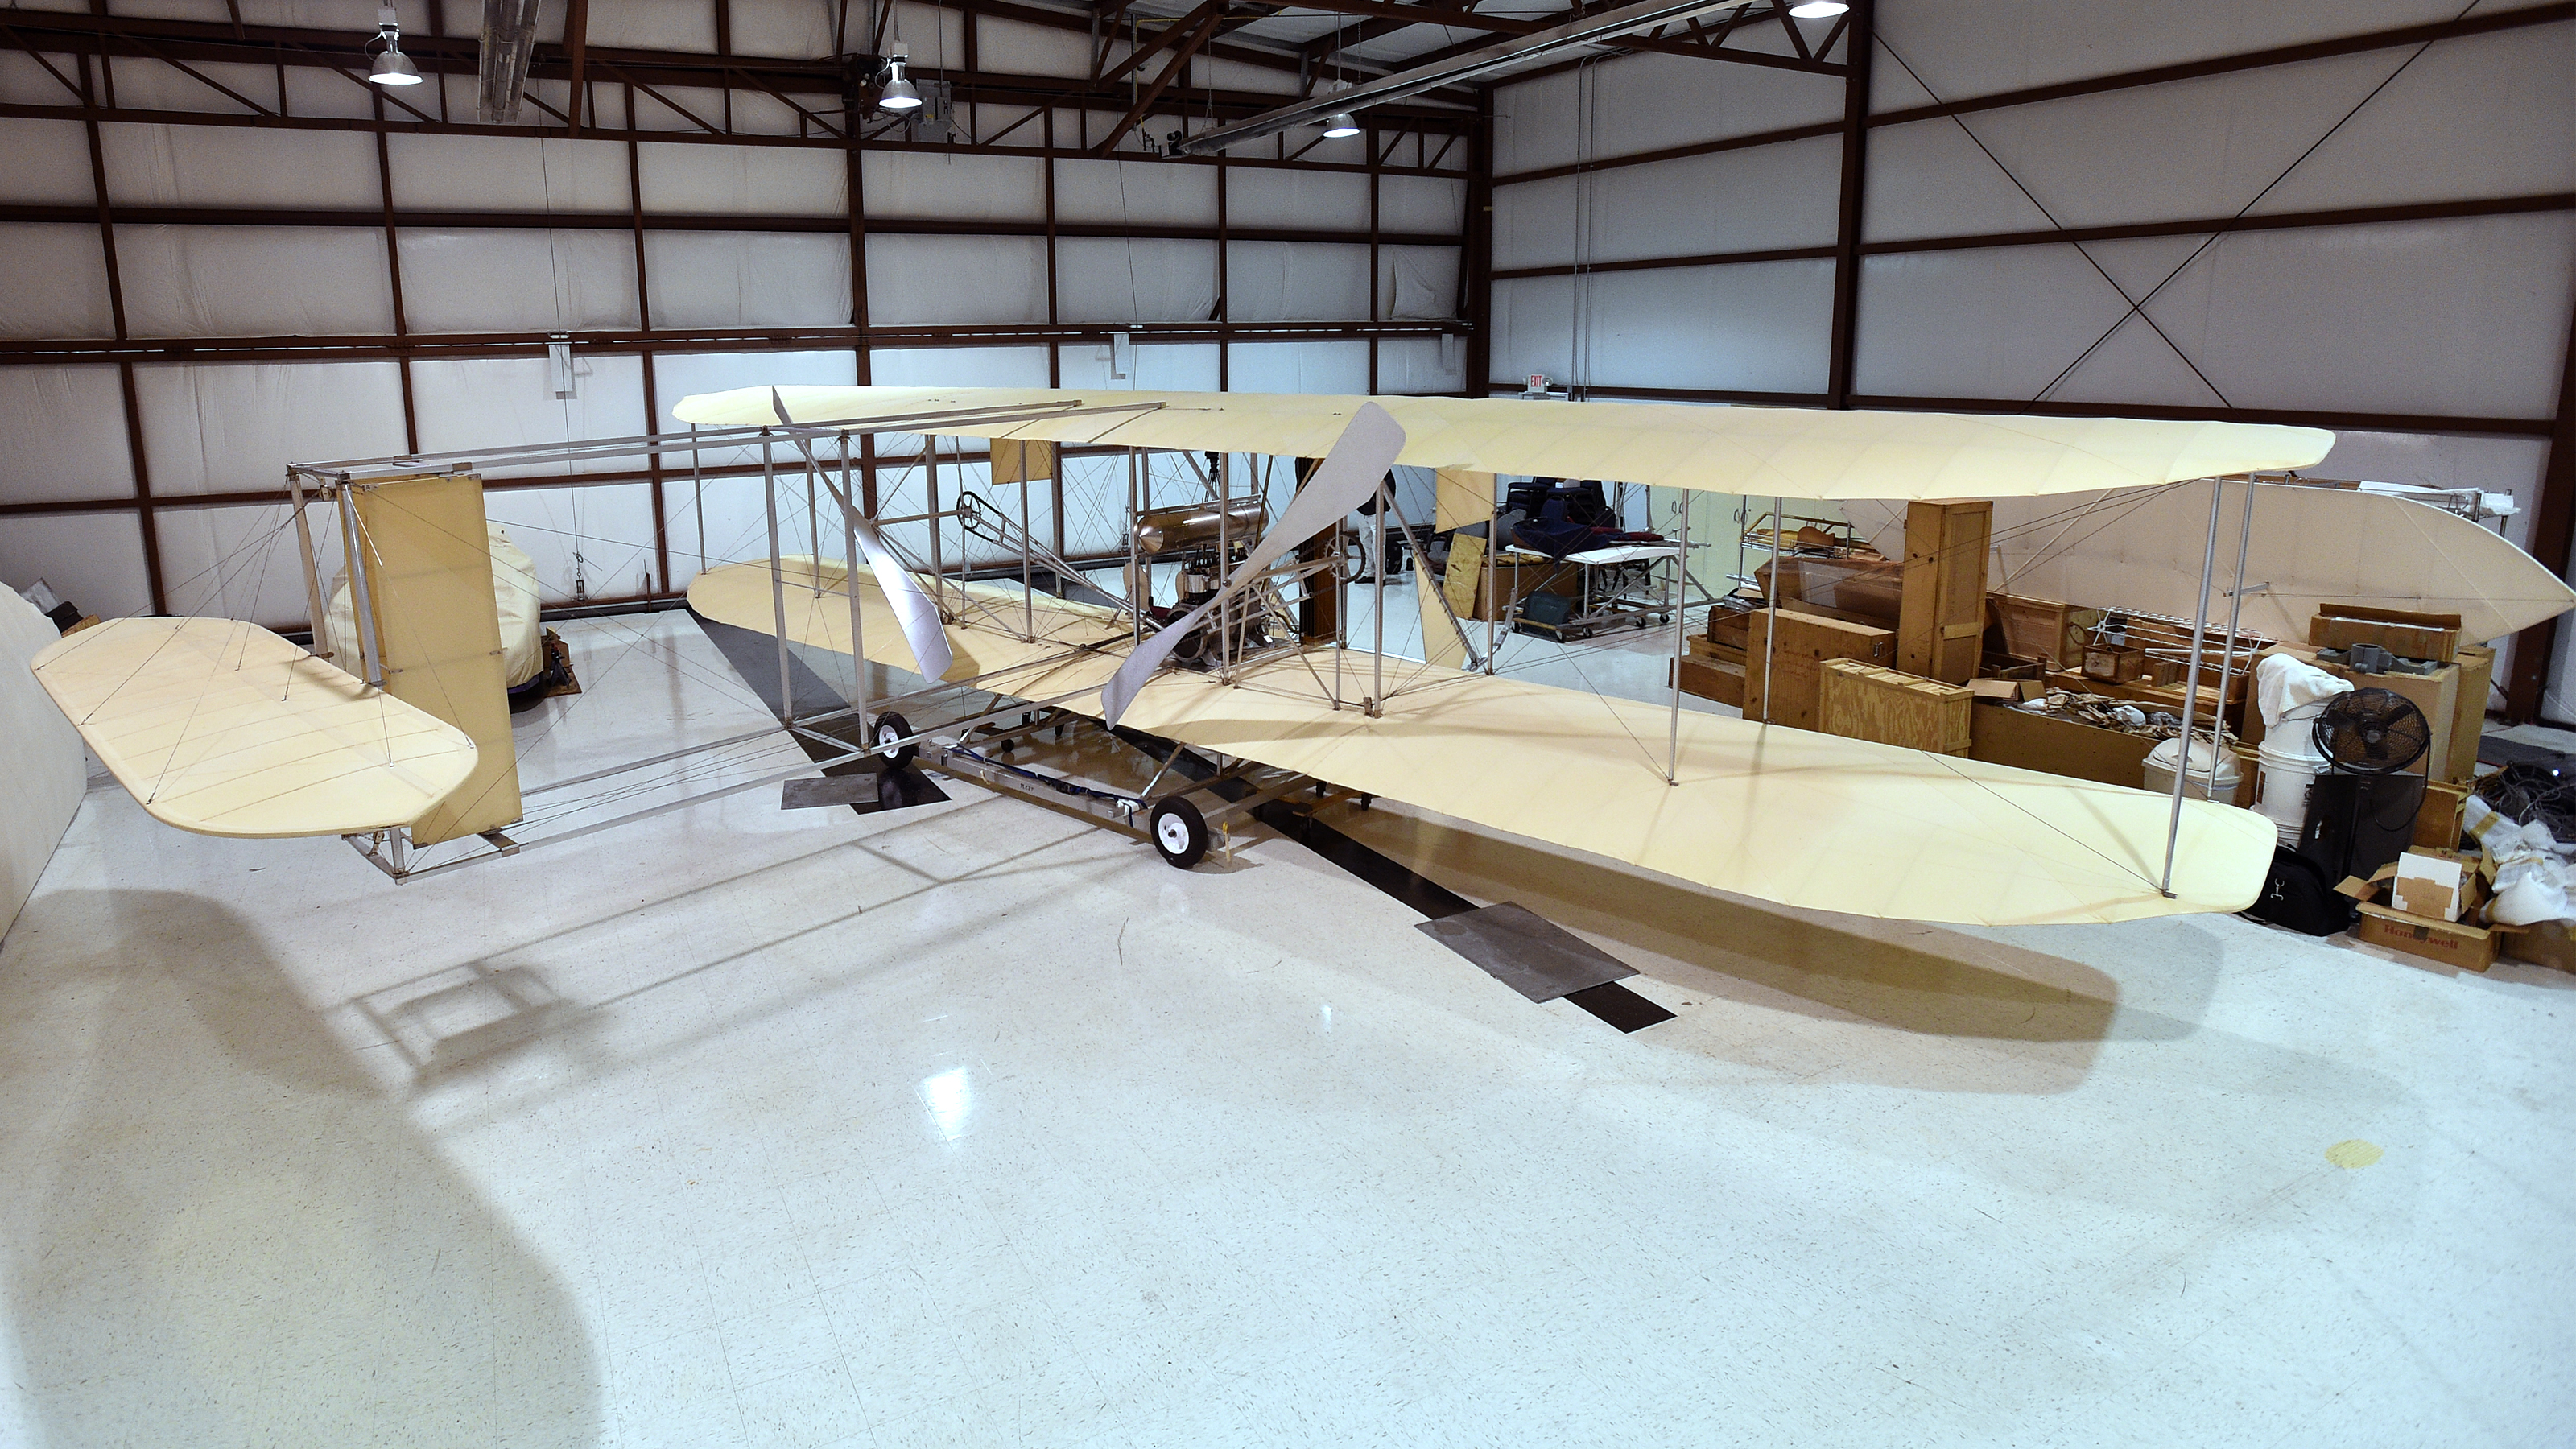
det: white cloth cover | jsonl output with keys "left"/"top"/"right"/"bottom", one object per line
{"left": 324, "top": 523, "right": 543, "bottom": 687}
{"left": 2464, "top": 794, "right": 2575, "bottom": 927}
{"left": 2, "top": 585, "right": 86, "bottom": 940}
{"left": 2256, "top": 651, "right": 2352, "bottom": 731}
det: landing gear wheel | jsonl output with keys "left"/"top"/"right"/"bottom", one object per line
{"left": 1148, "top": 795, "right": 1210, "bottom": 869}
{"left": 872, "top": 711, "right": 916, "bottom": 772}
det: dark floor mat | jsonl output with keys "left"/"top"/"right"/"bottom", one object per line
{"left": 1415, "top": 902, "right": 1637, "bottom": 1003}
{"left": 696, "top": 609, "right": 947, "bottom": 814}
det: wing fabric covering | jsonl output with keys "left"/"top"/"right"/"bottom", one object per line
{"left": 675, "top": 385, "right": 2334, "bottom": 502}
{"left": 29, "top": 617, "right": 479, "bottom": 839}
{"left": 1102, "top": 401, "right": 1406, "bottom": 726}
{"left": 689, "top": 560, "right": 2273, "bottom": 927}
{"left": 1852, "top": 481, "right": 2576, "bottom": 644}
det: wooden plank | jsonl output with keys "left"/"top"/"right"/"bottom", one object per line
{"left": 2309, "top": 611, "right": 2459, "bottom": 663}
{"left": 989, "top": 437, "right": 1058, "bottom": 485}
{"left": 1991, "top": 593, "right": 2103, "bottom": 671}
{"left": 2450, "top": 643, "right": 2494, "bottom": 782}
{"left": 1818, "top": 659, "right": 1971, "bottom": 753}
{"left": 1898, "top": 499, "right": 1990, "bottom": 683}
{"left": 1670, "top": 654, "right": 1744, "bottom": 708}
{"left": 1746, "top": 608, "right": 1896, "bottom": 729}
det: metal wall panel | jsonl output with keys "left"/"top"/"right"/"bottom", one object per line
{"left": 1492, "top": 52, "right": 1841, "bottom": 176}
{"left": 1224, "top": 241, "right": 1369, "bottom": 322}
{"left": 640, "top": 142, "right": 848, "bottom": 217}
{"left": 645, "top": 229, "right": 852, "bottom": 328}
{"left": 0, "top": 365, "right": 134, "bottom": 502}
{"left": 868, "top": 233, "right": 1050, "bottom": 325}
{"left": 0, "top": 510, "right": 153, "bottom": 620}
{"left": 1051, "top": 158, "right": 1219, "bottom": 226}
{"left": 386, "top": 135, "right": 633, "bottom": 213}
{"left": 101, "top": 124, "right": 382, "bottom": 208}
{"left": 0, "top": 225, "right": 115, "bottom": 337}
{"left": 0, "top": 118, "right": 100, "bottom": 204}
{"left": 409, "top": 354, "right": 650, "bottom": 478}
{"left": 1055, "top": 237, "right": 1218, "bottom": 324}
{"left": 861, "top": 151, "right": 1048, "bottom": 221}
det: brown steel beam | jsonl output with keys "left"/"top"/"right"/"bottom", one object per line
{"left": 1272, "top": 0, "right": 1847, "bottom": 76}
{"left": 1483, "top": 192, "right": 2576, "bottom": 278}
{"left": 1492, "top": 2, "right": 2574, "bottom": 186}
{"left": 0, "top": 320, "right": 1469, "bottom": 368}
{"left": 1461, "top": 88, "right": 1492, "bottom": 397}
{"left": 1823, "top": 0, "right": 1870, "bottom": 408}
{"left": 0, "top": 201, "right": 1461, "bottom": 247}
{"left": 0, "top": 98, "right": 1471, "bottom": 173}
{"left": 2507, "top": 304, "right": 2576, "bottom": 721}
{"left": 1093, "top": 3, "right": 1228, "bottom": 154}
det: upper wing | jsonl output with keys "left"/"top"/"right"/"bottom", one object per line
{"left": 671, "top": 385, "right": 2333, "bottom": 502}
{"left": 1852, "top": 480, "right": 2576, "bottom": 644}
{"left": 690, "top": 560, "right": 2272, "bottom": 927}
{"left": 30, "top": 617, "right": 481, "bottom": 840}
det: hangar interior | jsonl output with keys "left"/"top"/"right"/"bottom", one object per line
{"left": 1, "top": 1, "right": 2572, "bottom": 1444}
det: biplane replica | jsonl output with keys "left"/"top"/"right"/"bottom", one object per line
{"left": 26, "top": 384, "right": 2572, "bottom": 929}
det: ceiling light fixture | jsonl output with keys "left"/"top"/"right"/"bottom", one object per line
{"left": 365, "top": 6, "right": 423, "bottom": 86}
{"left": 1321, "top": 113, "right": 1360, "bottom": 138}
{"left": 878, "top": 43, "right": 923, "bottom": 113}
{"left": 1787, "top": 1, "right": 1847, "bottom": 17}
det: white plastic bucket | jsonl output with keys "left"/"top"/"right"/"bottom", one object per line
{"left": 2250, "top": 699, "right": 2334, "bottom": 845}
{"left": 2144, "top": 735, "right": 2242, "bottom": 803}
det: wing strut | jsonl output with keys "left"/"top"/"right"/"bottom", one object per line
{"left": 770, "top": 389, "right": 955, "bottom": 683}
{"left": 1102, "top": 403, "right": 1406, "bottom": 728}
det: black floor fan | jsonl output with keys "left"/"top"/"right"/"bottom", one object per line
{"left": 2295, "top": 687, "right": 2434, "bottom": 885}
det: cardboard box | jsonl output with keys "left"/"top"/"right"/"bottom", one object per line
{"left": 2082, "top": 643, "right": 2145, "bottom": 683}
{"left": 2448, "top": 644, "right": 2494, "bottom": 783}
{"left": 2391, "top": 848, "right": 2474, "bottom": 922}
{"left": 2310, "top": 604, "right": 2461, "bottom": 663}
{"left": 2415, "top": 778, "right": 2468, "bottom": 848}
{"left": 1968, "top": 678, "right": 2041, "bottom": 703}
{"left": 2498, "top": 919, "right": 2576, "bottom": 974}
{"left": 2339, "top": 857, "right": 2500, "bottom": 972}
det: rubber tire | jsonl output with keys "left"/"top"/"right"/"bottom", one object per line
{"left": 1148, "top": 795, "right": 1210, "bottom": 869}
{"left": 873, "top": 711, "right": 917, "bottom": 772}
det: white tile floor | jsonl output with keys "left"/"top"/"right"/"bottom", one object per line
{"left": 3, "top": 604, "right": 2573, "bottom": 1448}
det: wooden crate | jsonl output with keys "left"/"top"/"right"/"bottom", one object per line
{"left": 1753, "top": 554, "right": 1904, "bottom": 626}
{"left": 1968, "top": 701, "right": 2156, "bottom": 787}
{"left": 2310, "top": 604, "right": 2462, "bottom": 663}
{"left": 1744, "top": 609, "right": 1897, "bottom": 729}
{"left": 2450, "top": 644, "right": 2494, "bottom": 782}
{"left": 1818, "top": 660, "right": 1971, "bottom": 754}
{"left": 1670, "top": 654, "right": 1745, "bottom": 708}
{"left": 1899, "top": 500, "right": 1992, "bottom": 684}
{"left": 1990, "top": 595, "right": 2107, "bottom": 672}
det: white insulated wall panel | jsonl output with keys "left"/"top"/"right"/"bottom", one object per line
{"left": 387, "top": 135, "right": 630, "bottom": 213}
{"left": 588, "top": 4, "right": 717, "bottom": 51}
{"left": 115, "top": 225, "right": 394, "bottom": 337}
{"left": 1852, "top": 244, "right": 2173, "bottom": 402}
{"left": 1055, "top": 341, "right": 1218, "bottom": 393}
{"left": 1196, "top": 57, "right": 1299, "bottom": 97}
{"left": 155, "top": 502, "right": 321, "bottom": 628}
{"left": 1493, "top": 260, "right": 1834, "bottom": 397}
{"left": 1864, "top": 36, "right": 2574, "bottom": 242}
{"left": 1871, "top": 0, "right": 2481, "bottom": 109}
{"left": 653, "top": 349, "right": 857, "bottom": 430}
{"left": 646, "top": 231, "right": 851, "bottom": 328}
{"left": 1492, "top": 53, "right": 1841, "bottom": 177}
{"left": 1055, "top": 237, "right": 1216, "bottom": 324}
{"left": 409, "top": 355, "right": 648, "bottom": 478}
{"left": 0, "top": 226, "right": 114, "bottom": 336}
{"left": 868, "top": 346, "right": 1052, "bottom": 389}
{"left": 1377, "top": 246, "right": 1459, "bottom": 320}
{"left": 2112, "top": 216, "right": 2576, "bottom": 420}
{"left": 1224, "top": 168, "right": 1370, "bottom": 231}
{"left": 866, "top": 234, "right": 1047, "bottom": 325}
{"left": 134, "top": 359, "right": 407, "bottom": 496}
{"left": 485, "top": 483, "right": 663, "bottom": 605}
{"left": 1051, "top": 159, "right": 1216, "bottom": 226}
{"left": 0, "top": 513, "right": 151, "bottom": 620}
{"left": 0, "top": 118, "right": 99, "bottom": 204}
{"left": 398, "top": 229, "right": 642, "bottom": 333}
{"left": 1376, "top": 336, "right": 1466, "bottom": 396}
{"left": 275, "top": 63, "right": 384, "bottom": 120}
{"left": 975, "top": 16, "right": 1092, "bottom": 77}
{"left": 1224, "top": 242, "right": 1368, "bottom": 322}
{"left": 1377, "top": 175, "right": 1466, "bottom": 235}
{"left": 101, "top": 125, "right": 382, "bottom": 208}
{"left": 90, "top": 56, "right": 277, "bottom": 113}
{"left": 641, "top": 142, "right": 845, "bottom": 216}
{"left": 0, "top": 366, "right": 133, "bottom": 502}
{"left": 1227, "top": 339, "right": 1369, "bottom": 396}
{"left": 1497, "top": 134, "right": 1841, "bottom": 271}
{"left": 0, "top": 52, "right": 85, "bottom": 108}
{"left": 862, "top": 151, "right": 1046, "bottom": 221}
{"left": 724, "top": 0, "right": 836, "bottom": 56}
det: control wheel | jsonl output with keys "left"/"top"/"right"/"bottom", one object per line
{"left": 1148, "top": 795, "right": 1210, "bottom": 869}
{"left": 872, "top": 711, "right": 917, "bottom": 771}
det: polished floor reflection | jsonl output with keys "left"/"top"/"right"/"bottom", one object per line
{"left": 3, "top": 608, "right": 2570, "bottom": 1448}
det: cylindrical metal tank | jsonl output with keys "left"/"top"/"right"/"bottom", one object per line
{"left": 1134, "top": 499, "right": 1265, "bottom": 555}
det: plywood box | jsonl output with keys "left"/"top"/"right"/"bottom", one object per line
{"left": 2448, "top": 644, "right": 2493, "bottom": 783}
{"left": 1819, "top": 660, "right": 1971, "bottom": 754}
{"left": 1899, "top": 500, "right": 1991, "bottom": 684}
{"left": 1744, "top": 609, "right": 1897, "bottom": 729}
{"left": 1990, "top": 595, "right": 2106, "bottom": 672}
{"left": 1968, "top": 701, "right": 2157, "bottom": 789}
